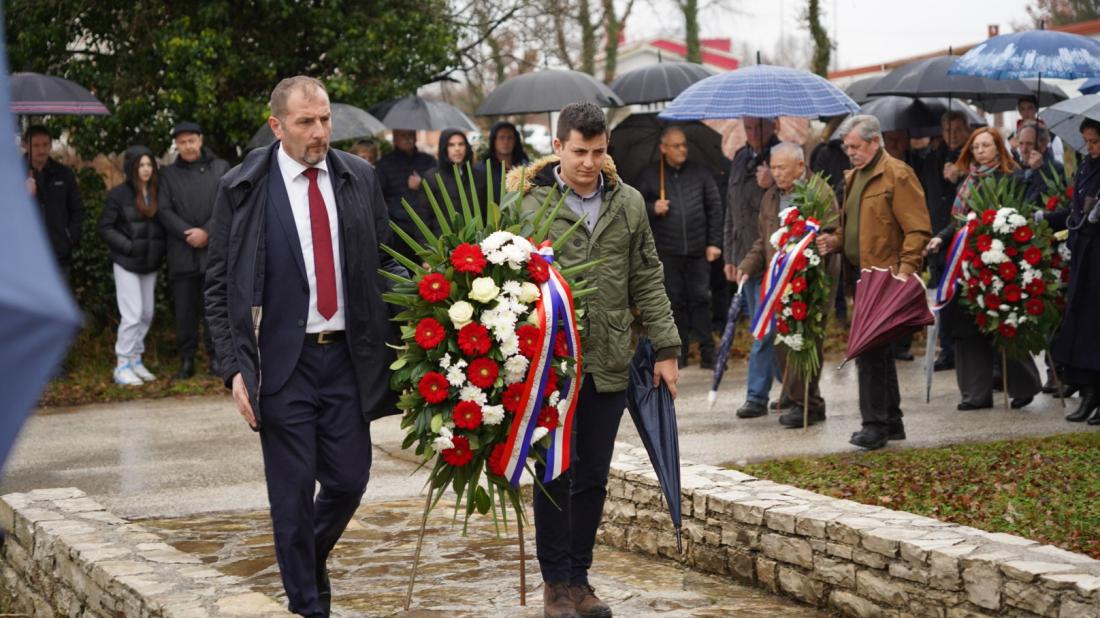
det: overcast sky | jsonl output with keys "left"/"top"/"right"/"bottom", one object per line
{"left": 627, "top": 0, "right": 1035, "bottom": 71}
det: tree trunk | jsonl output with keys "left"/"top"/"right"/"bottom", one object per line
{"left": 807, "top": 0, "right": 831, "bottom": 78}
{"left": 602, "top": 0, "right": 635, "bottom": 83}
{"left": 683, "top": 0, "right": 701, "bottom": 63}
{"left": 579, "top": 0, "right": 597, "bottom": 75}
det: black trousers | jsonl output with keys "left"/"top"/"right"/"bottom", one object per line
{"left": 955, "top": 337, "right": 1041, "bottom": 405}
{"left": 172, "top": 275, "right": 215, "bottom": 361}
{"left": 534, "top": 378, "right": 626, "bottom": 585}
{"left": 259, "top": 339, "right": 372, "bottom": 618}
{"left": 661, "top": 254, "right": 714, "bottom": 360}
{"left": 857, "top": 343, "right": 902, "bottom": 432}
{"left": 710, "top": 258, "right": 730, "bottom": 332}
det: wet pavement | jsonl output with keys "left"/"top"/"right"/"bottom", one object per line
{"left": 142, "top": 499, "right": 831, "bottom": 617}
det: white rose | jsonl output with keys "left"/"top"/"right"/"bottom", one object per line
{"left": 448, "top": 301, "right": 475, "bottom": 328}
{"left": 519, "top": 282, "right": 541, "bottom": 304}
{"left": 469, "top": 277, "right": 500, "bottom": 303}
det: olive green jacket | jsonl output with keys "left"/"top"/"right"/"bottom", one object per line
{"left": 507, "top": 155, "right": 680, "bottom": 393}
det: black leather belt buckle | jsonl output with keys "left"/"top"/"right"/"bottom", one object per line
{"left": 310, "top": 330, "right": 345, "bottom": 344}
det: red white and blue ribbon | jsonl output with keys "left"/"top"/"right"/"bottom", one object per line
{"left": 752, "top": 221, "right": 821, "bottom": 340}
{"left": 931, "top": 226, "right": 970, "bottom": 311}
{"left": 501, "top": 241, "right": 582, "bottom": 486}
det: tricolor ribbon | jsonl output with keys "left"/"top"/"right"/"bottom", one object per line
{"left": 501, "top": 241, "right": 582, "bottom": 487}
{"left": 932, "top": 225, "right": 970, "bottom": 311}
{"left": 752, "top": 221, "right": 821, "bottom": 340}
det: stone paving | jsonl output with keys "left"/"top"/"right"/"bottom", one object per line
{"left": 141, "top": 499, "right": 831, "bottom": 618}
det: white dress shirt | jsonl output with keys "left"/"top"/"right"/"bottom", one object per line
{"left": 277, "top": 145, "right": 346, "bottom": 333}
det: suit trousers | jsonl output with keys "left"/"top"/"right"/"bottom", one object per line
{"left": 857, "top": 343, "right": 902, "bottom": 432}
{"left": 534, "top": 378, "right": 626, "bottom": 585}
{"left": 171, "top": 274, "right": 215, "bottom": 361}
{"left": 661, "top": 254, "right": 715, "bottom": 360}
{"left": 259, "top": 339, "right": 372, "bottom": 618}
{"left": 955, "top": 337, "right": 1041, "bottom": 405}
{"left": 775, "top": 336, "right": 826, "bottom": 414}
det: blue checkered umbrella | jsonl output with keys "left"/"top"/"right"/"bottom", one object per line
{"left": 949, "top": 29, "right": 1100, "bottom": 80}
{"left": 659, "top": 64, "right": 860, "bottom": 121}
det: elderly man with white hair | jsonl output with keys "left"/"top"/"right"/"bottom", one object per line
{"left": 737, "top": 143, "right": 841, "bottom": 427}
{"left": 815, "top": 115, "right": 931, "bottom": 450}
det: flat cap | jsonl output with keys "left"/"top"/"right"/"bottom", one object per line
{"left": 171, "top": 121, "right": 203, "bottom": 137}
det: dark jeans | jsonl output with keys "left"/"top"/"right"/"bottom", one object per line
{"left": 259, "top": 339, "right": 372, "bottom": 618}
{"left": 857, "top": 343, "right": 902, "bottom": 432}
{"left": 661, "top": 254, "right": 714, "bottom": 361}
{"left": 172, "top": 274, "right": 215, "bottom": 361}
{"left": 534, "top": 378, "right": 626, "bottom": 585}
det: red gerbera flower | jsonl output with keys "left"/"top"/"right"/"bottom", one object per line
{"left": 1062, "top": 266, "right": 1071, "bottom": 281}
{"left": 442, "top": 436, "right": 474, "bottom": 467}
{"left": 1046, "top": 195, "right": 1059, "bottom": 211}
{"left": 981, "top": 209, "right": 997, "bottom": 225}
{"left": 537, "top": 406, "right": 559, "bottom": 430}
{"left": 457, "top": 323, "right": 492, "bottom": 356}
{"left": 979, "top": 269, "right": 994, "bottom": 286}
{"left": 1026, "top": 299, "right": 1045, "bottom": 316}
{"left": 998, "top": 323, "right": 1017, "bottom": 338}
{"left": 517, "top": 324, "right": 541, "bottom": 358}
{"left": 1024, "top": 247, "right": 1042, "bottom": 266}
{"left": 554, "top": 331, "right": 569, "bottom": 357}
{"left": 1069, "top": 185, "right": 1076, "bottom": 198}
{"left": 976, "top": 313, "right": 988, "bottom": 328}
{"left": 527, "top": 253, "right": 550, "bottom": 284}
{"left": 779, "top": 232, "right": 792, "bottom": 247}
{"left": 790, "top": 220, "right": 807, "bottom": 236}
{"left": 967, "top": 288, "right": 977, "bottom": 301}
{"left": 967, "top": 219, "right": 980, "bottom": 233}
{"left": 1055, "top": 296, "right": 1066, "bottom": 309}
{"left": 962, "top": 248, "right": 977, "bottom": 262}
{"left": 414, "top": 318, "right": 446, "bottom": 350}
{"left": 418, "top": 273, "right": 451, "bottom": 303}
{"left": 972, "top": 256, "right": 985, "bottom": 270}
{"left": 986, "top": 294, "right": 1002, "bottom": 310}
{"left": 1025, "top": 279, "right": 1046, "bottom": 296}
{"left": 784, "top": 210, "right": 800, "bottom": 226}
{"left": 790, "top": 301, "right": 808, "bottom": 321}
{"left": 790, "top": 277, "right": 807, "bottom": 293}
{"left": 976, "top": 234, "right": 993, "bottom": 252}
{"left": 1005, "top": 247, "right": 1018, "bottom": 257}
{"left": 1013, "top": 226, "right": 1033, "bottom": 243}
{"left": 467, "top": 357, "right": 500, "bottom": 389}
{"left": 968, "top": 276, "right": 981, "bottom": 290}
{"left": 488, "top": 443, "right": 508, "bottom": 476}
{"left": 793, "top": 253, "right": 808, "bottom": 270}
{"left": 502, "top": 383, "right": 526, "bottom": 413}
{"left": 1003, "top": 284, "right": 1022, "bottom": 303}
{"left": 451, "top": 243, "right": 487, "bottom": 275}
{"left": 543, "top": 368, "right": 558, "bottom": 398}
{"left": 452, "top": 401, "right": 483, "bottom": 430}
{"left": 1052, "top": 254, "right": 1062, "bottom": 268}
{"left": 777, "top": 318, "right": 790, "bottom": 334}
{"left": 418, "top": 372, "right": 450, "bottom": 404}
{"left": 998, "top": 262, "right": 1018, "bottom": 282}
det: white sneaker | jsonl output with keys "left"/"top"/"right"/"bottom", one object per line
{"left": 113, "top": 364, "right": 144, "bottom": 386}
{"left": 132, "top": 361, "right": 156, "bottom": 382}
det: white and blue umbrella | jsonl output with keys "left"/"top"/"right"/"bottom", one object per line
{"left": 1080, "top": 78, "right": 1100, "bottom": 95}
{"left": 659, "top": 64, "right": 860, "bottom": 120}
{"left": 949, "top": 28, "right": 1100, "bottom": 81}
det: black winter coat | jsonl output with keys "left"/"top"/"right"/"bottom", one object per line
{"left": 158, "top": 146, "right": 231, "bottom": 278}
{"left": 809, "top": 139, "right": 851, "bottom": 200}
{"left": 28, "top": 156, "right": 85, "bottom": 266}
{"left": 417, "top": 128, "right": 488, "bottom": 235}
{"left": 916, "top": 142, "right": 963, "bottom": 269}
{"left": 205, "top": 142, "right": 408, "bottom": 427}
{"left": 637, "top": 158, "right": 723, "bottom": 257}
{"left": 375, "top": 147, "right": 437, "bottom": 231}
{"left": 97, "top": 146, "right": 166, "bottom": 274}
{"left": 1013, "top": 150, "right": 1064, "bottom": 208}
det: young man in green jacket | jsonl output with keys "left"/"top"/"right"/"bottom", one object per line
{"left": 507, "top": 102, "right": 681, "bottom": 618}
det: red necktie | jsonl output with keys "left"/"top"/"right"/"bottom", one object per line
{"left": 302, "top": 168, "right": 338, "bottom": 320}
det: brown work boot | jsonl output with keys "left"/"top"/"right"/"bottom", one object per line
{"left": 570, "top": 583, "right": 612, "bottom": 618}
{"left": 543, "top": 581, "right": 579, "bottom": 618}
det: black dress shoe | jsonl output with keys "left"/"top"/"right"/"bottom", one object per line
{"left": 957, "top": 400, "right": 994, "bottom": 411}
{"left": 1042, "top": 376, "right": 1059, "bottom": 394}
{"left": 778, "top": 406, "right": 826, "bottom": 427}
{"left": 1068, "top": 387, "right": 1099, "bottom": 422}
{"left": 736, "top": 401, "right": 768, "bottom": 418}
{"left": 849, "top": 428, "right": 888, "bottom": 450}
{"left": 769, "top": 395, "right": 793, "bottom": 411}
{"left": 894, "top": 350, "right": 915, "bottom": 361}
{"left": 169, "top": 358, "right": 195, "bottom": 384}
{"left": 933, "top": 355, "right": 955, "bottom": 372}
{"left": 1010, "top": 396, "right": 1034, "bottom": 409}
{"left": 887, "top": 420, "right": 906, "bottom": 440}
{"left": 317, "top": 565, "right": 331, "bottom": 617}
{"left": 700, "top": 358, "right": 715, "bottom": 370}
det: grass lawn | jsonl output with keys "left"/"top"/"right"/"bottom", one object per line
{"left": 742, "top": 432, "right": 1100, "bottom": 559}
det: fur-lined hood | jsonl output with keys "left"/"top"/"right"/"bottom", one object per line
{"left": 505, "top": 154, "right": 620, "bottom": 195}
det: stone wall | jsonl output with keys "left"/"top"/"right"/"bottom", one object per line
{"left": 0, "top": 488, "right": 292, "bottom": 618}
{"left": 597, "top": 442, "right": 1100, "bottom": 618}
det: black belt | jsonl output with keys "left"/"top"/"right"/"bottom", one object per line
{"left": 306, "top": 330, "right": 345, "bottom": 344}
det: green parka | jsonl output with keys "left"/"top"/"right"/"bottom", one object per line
{"left": 507, "top": 155, "right": 680, "bottom": 393}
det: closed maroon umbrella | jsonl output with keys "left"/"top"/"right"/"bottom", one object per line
{"left": 843, "top": 268, "right": 935, "bottom": 364}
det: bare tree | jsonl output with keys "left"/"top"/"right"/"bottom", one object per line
{"left": 602, "top": 0, "right": 638, "bottom": 83}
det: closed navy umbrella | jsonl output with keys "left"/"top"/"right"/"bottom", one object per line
{"left": 707, "top": 283, "right": 745, "bottom": 408}
{"left": 625, "top": 337, "right": 682, "bottom": 553}
{"left": 0, "top": 21, "right": 82, "bottom": 473}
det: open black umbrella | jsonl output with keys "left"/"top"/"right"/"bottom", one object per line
{"left": 0, "top": 45, "right": 83, "bottom": 473}
{"left": 10, "top": 72, "right": 109, "bottom": 116}
{"left": 844, "top": 76, "right": 883, "bottom": 105}
{"left": 368, "top": 95, "right": 477, "bottom": 131}
{"left": 868, "top": 55, "right": 1032, "bottom": 102}
{"left": 608, "top": 113, "right": 729, "bottom": 189}
{"left": 1039, "top": 94, "right": 1100, "bottom": 152}
{"left": 475, "top": 69, "right": 623, "bottom": 116}
{"left": 610, "top": 62, "right": 716, "bottom": 105}
{"left": 245, "top": 103, "right": 387, "bottom": 150}
{"left": 974, "top": 79, "right": 1069, "bottom": 114}
{"left": 860, "top": 96, "right": 943, "bottom": 132}
{"left": 625, "top": 336, "right": 682, "bottom": 553}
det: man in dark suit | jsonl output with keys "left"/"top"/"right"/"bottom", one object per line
{"left": 206, "top": 76, "right": 405, "bottom": 618}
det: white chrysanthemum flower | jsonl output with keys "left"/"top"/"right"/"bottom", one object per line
{"left": 560, "top": 359, "right": 570, "bottom": 372}
{"left": 494, "top": 323, "right": 517, "bottom": 343}
{"left": 803, "top": 248, "right": 815, "bottom": 259}
{"left": 504, "top": 370, "right": 525, "bottom": 385}
{"left": 1022, "top": 267, "right": 1039, "bottom": 285}
{"left": 977, "top": 295, "right": 986, "bottom": 308}
{"left": 778, "top": 206, "right": 798, "bottom": 221}
{"left": 531, "top": 426, "right": 549, "bottom": 445}
{"left": 500, "top": 336, "right": 521, "bottom": 357}
{"left": 780, "top": 334, "right": 804, "bottom": 351}
{"left": 548, "top": 392, "right": 560, "bottom": 407}
{"left": 809, "top": 252, "right": 821, "bottom": 266}
{"left": 481, "top": 231, "right": 515, "bottom": 253}
{"left": 501, "top": 243, "right": 530, "bottom": 269}
{"left": 443, "top": 419, "right": 455, "bottom": 430}
{"left": 769, "top": 228, "right": 787, "bottom": 250}
{"left": 446, "top": 365, "right": 467, "bottom": 388}
{"left": 1059, "top": 242, "right": 1072, "bottom": 261}
{"left": 987, "top": 310, "right": 998, "bottom": 317}
{"left": 967, "top": 211, "right": 978, "bottom": 220}
{"left": 992, "top": 216, "right": 1011, "bottom": 235}
{"left": 1008, "top": 214, "right": 1027, "bottom": 229}
{"left": 482, "top": 405, "right": 505, "bottom": 425}
{"left": 991, "top": 278, "right": 1004, "bottom": 294}
{"left": 502, "top": 280, "right": 523, "bottom": 297}
{"left": 439, "top": 353, "right": 452, "bottom": 369}
{"left": 432, "top": 435, "right": 454, "bottom": 452}
{"left": 480, "top": 308, "right": 500, "bottom": 329}
{"left": 459, "top": 384, "right": 488, "bottom": 405}
{"left": 486, "top": 249, "right": 509, "bottom": 266}
{"left": 504, "top": 355, "right": 530, "bottom": 374}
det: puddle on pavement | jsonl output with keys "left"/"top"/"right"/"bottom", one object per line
{"left": 140, "top": 499, "right": 831, "bottom": 618}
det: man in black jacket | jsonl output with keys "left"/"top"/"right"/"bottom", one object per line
{"left": 638, "top": 127, "right": 723, "bottom": 368}
{"left": 160, "top": 121, "right": 231, "bottom": 382}
{"left": 205, "top": 76, "right": 405, "bottom": 618}
{"left": 374, "top": 129, "right": 437, "bottom": 265}
{"left": 1014, "top": 121, "right": 1064, "bottom": 207}
{"left": 24, "top": 125, "right": 85, "bottom": 279}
